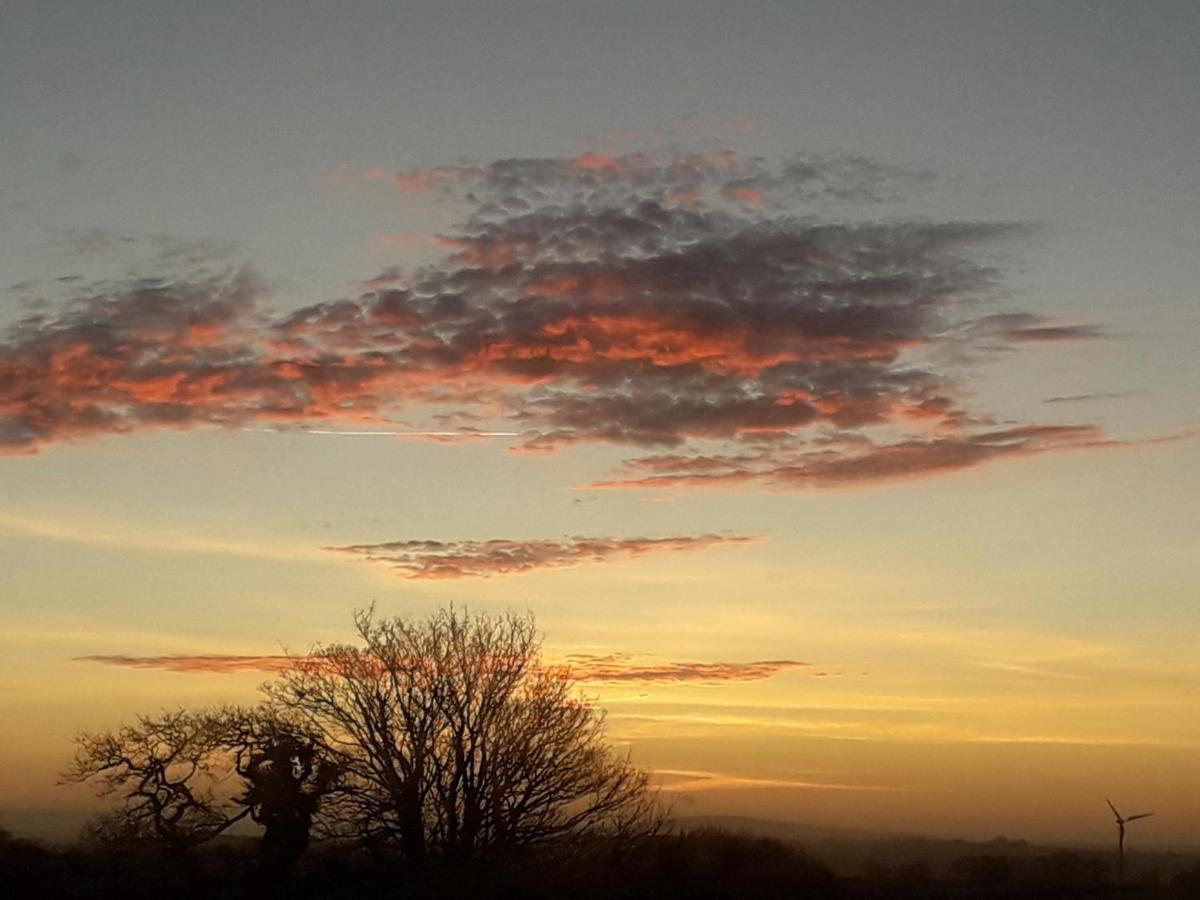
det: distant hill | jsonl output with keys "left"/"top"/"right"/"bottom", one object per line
{"left": 671, "top": 814, "right": 1200, "bottom": 882}
{"left": 0, "top": 810, "right": 85, "bottom": 844}
{"left": 673, "top": 814, "right": 913, "bottom": 844}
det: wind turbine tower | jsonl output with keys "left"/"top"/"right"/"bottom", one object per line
{"left": 1106, "top": 798, "right": 1154, "bottom": 882}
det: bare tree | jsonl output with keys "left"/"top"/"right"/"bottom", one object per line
{"left": 428, "top": 611, "right": 659, "bottom": 858}
{"left": 264, "top": 606, "right": 663, "bottom": 861}
{"left": 262, "top": 608, "right": 446, "bottom": 859}
{"left": 63, "top": 709, "right": 249, "bottom": 856}
{"left": 64, "top": 607, "right": 661, "bottom": 867}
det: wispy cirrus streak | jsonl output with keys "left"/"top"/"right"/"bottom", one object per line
{"left": 76, "top": 651, "right": 811, "bottom": 684}
{"left": 2, "top": 148, "right": 1120, "bottom": 489}
{"left": 563, "top": 653, "right": 809, "bottom": 683}
{"left": 650, "top": 768, "right": 896, "bottom": 793}
{"left": 588, "top": 425, "right": 1119, "bottom": 490}
{"left": 1043, "top": 391, "right": 1144, "bottom": 405}
{"left": 324, "top": 533, "right": 754, "bottom": 579}
{"left": 960, "top": 313, "right": 1107, "bottom": 345}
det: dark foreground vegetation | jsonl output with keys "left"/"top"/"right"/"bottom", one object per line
{"left": 4, "top": 825, "right": 1200, "bottom": 899}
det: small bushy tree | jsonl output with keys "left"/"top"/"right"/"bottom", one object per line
{"left": 63, "top": 709, "right": 248, "bottom": 856}
{"left": 64, "top": 706, "right": 340, "bottom": 873}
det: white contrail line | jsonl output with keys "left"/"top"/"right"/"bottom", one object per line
{"left": 241, "top": 428, "right": 521, "bottom": 437}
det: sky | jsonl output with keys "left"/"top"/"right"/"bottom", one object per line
{"left": 1, "top": 1, "right": 1198, "bottom": 846}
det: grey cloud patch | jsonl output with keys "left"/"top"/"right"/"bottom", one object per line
{"left": 325, "top": 534, "right": 755, "bottom": 579}
{"left": 59, "top": 230, "right": 238, "bottom": 266}
{"left": 589, "top": 425, "right": 1119, "bottom": 490}
{"left": 390, "top": 151, "right": 933, "bottom": 210}
{"left": 958, "top": 313, "right": 1106, "bottom": 346}
{"left": 1003, "top": 324, "right": 1106, "bottom": 342}
{"left": 1044, "top": 391, "right": 1145, "bottom": 404}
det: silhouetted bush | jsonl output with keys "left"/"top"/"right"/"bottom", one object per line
{"left": 950, "top": 853, "right": 1012, "bottom": 885}
{"left": 1025, "top": 849, "right": 1110, "bottom": 890}
{"left": 1170, "top": 862, "right": 1200, "bottom": 899}
{"left": 3, "top": 827, "right": 1194, "bottom": 899}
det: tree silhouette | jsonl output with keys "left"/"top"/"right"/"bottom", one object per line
{"left": 63, "top": 709, "right": 250, "bottom": 857}
{"left": 261, "top": 609, "right": 446, "bottom": 859}
{"left": 264, "top": 606, "right": 663, "bottom": 860}
{"left": 63, "top": 606, "right": 662, "bottom": 875}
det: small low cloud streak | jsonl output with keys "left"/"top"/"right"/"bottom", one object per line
{"left": 651, "top": 768, "right": 897, "bottom": 793}
{"left": 76, "top": 651, "right": 813, "bottom": 684}
{"left": 563, "top": 652, "right": 809, "bottom": 683}
{"left": 325, "top": 533, "right": 755, "bottom": 578}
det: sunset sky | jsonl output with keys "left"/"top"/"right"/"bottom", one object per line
{"left": 2, "top": 1, "right": 1198, "bottom": 846}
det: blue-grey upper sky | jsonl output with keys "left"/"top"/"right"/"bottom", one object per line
{"left": 4, "top": 1, "right": 1198, "bottom": 422}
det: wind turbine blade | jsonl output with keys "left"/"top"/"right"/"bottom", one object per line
{"left": 1106, "top": 799, "right": 1121, "bottom": 819}
{"left": 1126, "top": 813, "right": 1154, "bottom": 821}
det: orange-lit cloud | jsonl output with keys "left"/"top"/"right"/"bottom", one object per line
{"left": 721, "top": 184, "right": 764, "bottom": 204}
{"left": 74, "top": 654, "right": 295, "bottom": 673}
{"left": 324, "top": 533, "right": 755, "bottom": 579}
{"left": 1, "top": 149, "right": 1126, "bottom": 489}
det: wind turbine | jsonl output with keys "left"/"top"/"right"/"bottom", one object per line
{"left": 1107, "top": 799, "right": 1153, "bottom": 881}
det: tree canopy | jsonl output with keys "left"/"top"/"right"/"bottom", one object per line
{"left": 65, "top": 606, "right": 662, "bottom": 869}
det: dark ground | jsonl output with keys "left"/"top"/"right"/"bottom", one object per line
{"left": 3, "top": 823, "right": 1198, "bottom": 899}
